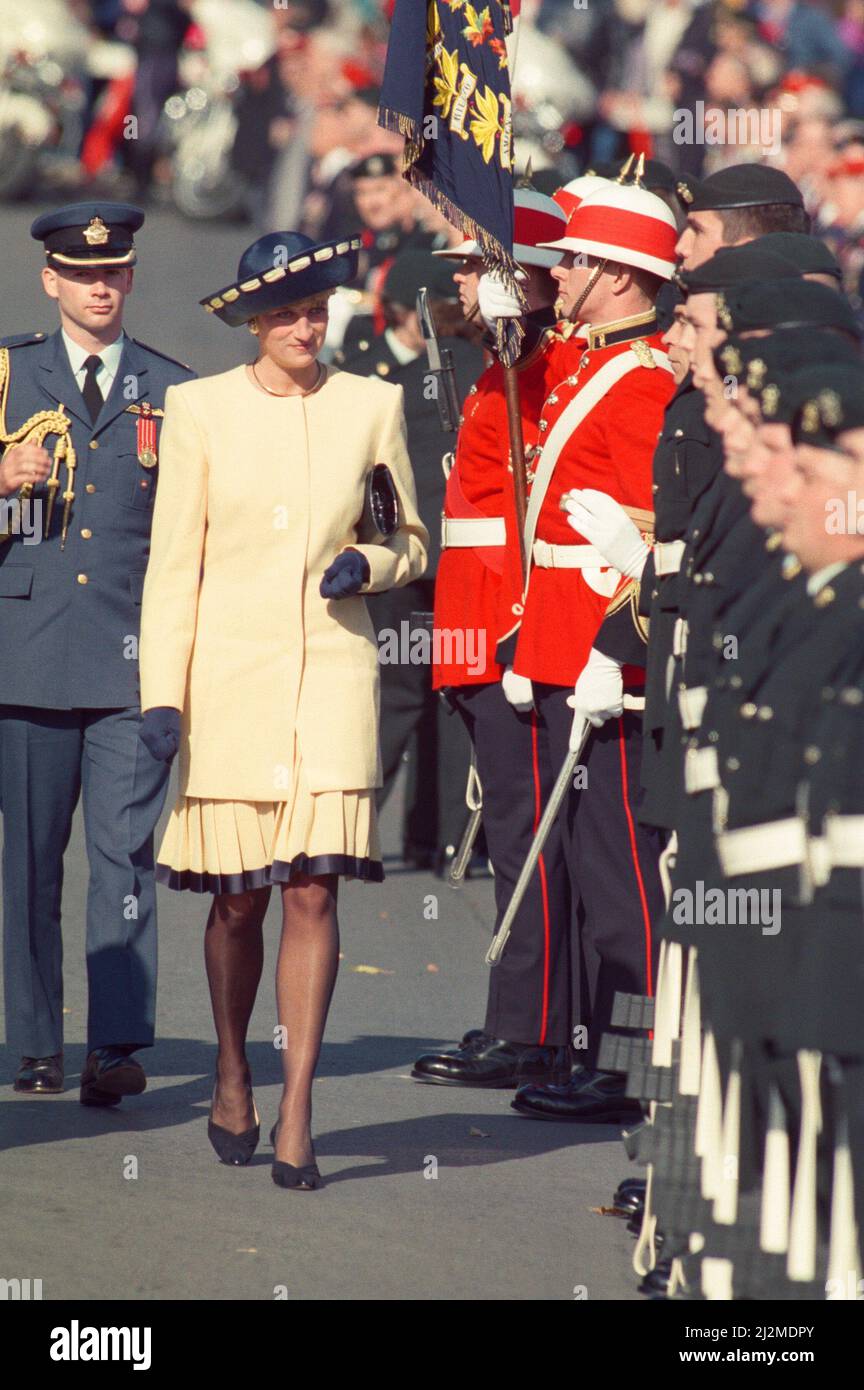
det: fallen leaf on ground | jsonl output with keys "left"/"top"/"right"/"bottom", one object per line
{"left": 469, "top": 1126, "right": 490, "bottom": 1138}
{"left": 351, "top": 964, "right": 395, "bottom": 975}
{"left": 589, "top": 1205, "right": 632, "bottom": 1218}
{"left": 236, "top": 1248, "right": 258, "bottom": 1253}
{"left": 426, "top": 963, "right": 439, "bottom": 972}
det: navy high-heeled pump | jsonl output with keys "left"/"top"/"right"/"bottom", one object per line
{"left": 269, "top": 1121, "right": 323, "bottom": 1190}
{"left": 207, "top": 1084, "right": 260, "bottom": 1166}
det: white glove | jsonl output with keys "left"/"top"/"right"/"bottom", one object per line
{"left": 502, "top": 665, "right": 534, "bottom": 712}
{"left": 477, "top": 270, "right": 526, "bottom": 330}
{"left": 567, "top": 647, "right": 624, "bottom": 729}
{"left": 561, "top": 488, "right": 650, "bottom": 580}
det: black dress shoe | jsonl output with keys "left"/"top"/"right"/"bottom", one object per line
{"left": 14, "top": 1054, "right": 64, "bottom": 1094}
{"left": 511, "top": 1070, "right": 643, "bottom": 1122}
{"left": 412, "top": 1035, "right": 569, "bottom": 1088}
{"left": 614, "top": 1177, "right": 647, "bottom": 1204}
{"left": 638, "top": 1259, "right": 672, "bottom": 1298}
{"left": 80, "top": 1047, "right": 147, "bottom": 1107}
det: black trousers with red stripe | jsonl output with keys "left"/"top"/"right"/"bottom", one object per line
{"left": 534, "top": 685, "right": 665, "bottom": 1068}
{"left": 448, "top": 681, "right": 573, "bottom": 1047}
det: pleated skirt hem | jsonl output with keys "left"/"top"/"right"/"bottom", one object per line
{"left": 156, "top": 854, "right": 384, "bottom": 894}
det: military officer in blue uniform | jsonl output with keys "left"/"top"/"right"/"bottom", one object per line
{"left": 0, "top": 202, "right": 196, "bottom": 1104}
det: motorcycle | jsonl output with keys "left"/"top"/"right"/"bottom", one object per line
{"left": 0, "top": 0, "right": 92, "bottom": 202}
{"left": 165, "top": 0, "right": 277, "bottom": 222}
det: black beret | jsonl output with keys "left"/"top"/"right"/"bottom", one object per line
{"left": 714, "top": 329, "right": 861, "bottom": 387}
{"left": 31, "top": 200, "right": 144, "bottom": 267}
{"left": 789, "top": 363, "right": 864, "bottom": 444}
{"left": 525, "top": 167, "right": 572, "bottom": 198}
{"left": 688, "top": 165, "right": 804, "bottom": 211}
{"left": 655, "top": 280, "right": 683, "bottom": 333}
{"left": 749, "top": 232, "right": 842, "bottom": 279}
{"left": 351, "top": 153, "right": 398, "bottom": 180}
{"left": 717, "top": 279, "right": 862, "bottom": 338}
{"left": 381, "top": 249, "right": 458, "bottom": 307}
{"left": 679, "top": 242, "right": 801, "bottom": 294}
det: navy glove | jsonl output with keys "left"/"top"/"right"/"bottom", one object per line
{"left": 320, "top": 549, "right": 370, "bottom": 599}
{"left": 139, "top": 706, "right": 181, "bottom": 763}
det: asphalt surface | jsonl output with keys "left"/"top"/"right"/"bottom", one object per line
{"left": 0, "top": 201, "right": 640, "bottom": 1302}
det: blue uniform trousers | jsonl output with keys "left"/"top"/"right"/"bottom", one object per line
{"left": 0, "top": 705, "right": 169, "bottom": 1057}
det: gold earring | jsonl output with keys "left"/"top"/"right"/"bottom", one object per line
{"left": 248, "top": 318, "right": 259, "bottom": 336}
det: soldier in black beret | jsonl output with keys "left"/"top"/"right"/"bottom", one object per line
{"left": 676, "top": 163, "right": 810, "bottom": 272}
{"left": 718, "top": 278, "right": 863, "bottom": 341}
{"left": 750, "top": 231, "right": 843, "bottom": 286}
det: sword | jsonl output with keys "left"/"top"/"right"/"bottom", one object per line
{"left": 486, "top": 694, "right": 644, "bottom": 965}
{"left": 448, "top": 748, "right": 483, "bottom": 889}
{"left": 417, "top": 286, "right": 461, "bottom": 434}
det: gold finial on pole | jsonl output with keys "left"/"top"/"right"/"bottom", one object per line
{"left": 616, "top": 154, "right": 635, "bottom": 184}
{"left": 632, "top": 152, "right": 646, "bottom": 186}
{"left": 516, "top": 156, "right": 534, "bottom": 190}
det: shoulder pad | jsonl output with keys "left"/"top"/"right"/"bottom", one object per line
{"left": 130, "top": 339, "right": 194, "bottom": 372}
{"left": 1, "top": 332, "right": 48, "bottom": 349}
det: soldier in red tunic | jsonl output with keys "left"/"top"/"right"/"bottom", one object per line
{"left": 411, "top": 189, "right": 580, "bottom": 1089}
{"left": 488, "top": 183, "right": 679, "bottom": 1121}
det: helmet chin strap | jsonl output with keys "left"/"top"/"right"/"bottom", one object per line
{"left": 568, "top": 258, "right": 608, "bottom": 324}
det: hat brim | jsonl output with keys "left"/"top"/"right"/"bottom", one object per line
{"left": 539, "top": 235, "right": 676, "bottom": 280}
{"left": 47, "top": 249, "right": 137, "bottom": 268}
{"left": 431, "top": 239, "right": 481, "bottom": 259}
{"left": 202, "top": 237, "right": 361, "bottom": 326}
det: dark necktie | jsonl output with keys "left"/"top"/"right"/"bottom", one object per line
{"left": 81, "top": 354, "right": 103, "bottom": 424}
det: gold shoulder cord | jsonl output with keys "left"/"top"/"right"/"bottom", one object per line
{"left": 0, "top": 346, "right": 77, "bottom": 547}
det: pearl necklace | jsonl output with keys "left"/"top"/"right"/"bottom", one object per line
{"left": 251, "top": 360, "right": 325, "bottom": 398}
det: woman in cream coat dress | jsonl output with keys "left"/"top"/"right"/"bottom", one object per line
{"left": 138, "top": 231, "right": 428, "bottom": 1188}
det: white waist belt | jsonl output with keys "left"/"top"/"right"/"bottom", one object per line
{"left": 532, "top": 540, "right": 609, "bottom": 569}
{"left": 824, "top": 815, "right": 864, "bottom": 868}
{"left": 716, "top": 817, "right": 807, "bottom": 877}
{"left": 678, "top": 685, "right": 707, "bottom": 731}
{"left": 673, "top": 617, "right": 689, "bottom": 657}
{"left": 685, "top": 746, "right": 719, "bottom": 794}
{"left": 655, "top": 539, "right": 686, "bottom": 577}
{"left": 441, "top": 516, "right": 506, "bottom": 548}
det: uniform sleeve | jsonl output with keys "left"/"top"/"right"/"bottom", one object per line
{"left": 346, "top": 385, "right": 430, "bottom": 594}
{"left": 139, "top": 384, "right": 208, "bottom": 712}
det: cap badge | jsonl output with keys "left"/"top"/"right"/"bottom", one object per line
{"left": 722, "top": 345, "right": 742, "bottom": 375}
{"left": 801, "top": 399, "right": 820, "bottom": 433}
{"left": 761, "top": 383, "right": 780, "bottom": 417}
{"left": 676, "top": 181, "right": 694, "bottom": 206}
{"left": 818, "top": 389, "right": 842, "bottom": 427}
{"left": 715, "top": 293, "right": 733, "bottom": 332}
{"left": 83, "top": 216, "right": 110, "bottom": 247}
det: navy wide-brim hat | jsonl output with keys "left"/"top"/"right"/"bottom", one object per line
{"left": 201, "top": 231, "right": 362, "bottom": 327}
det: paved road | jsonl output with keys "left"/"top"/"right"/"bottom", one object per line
{"left": 0, "top": 204, "right": 640, "bottom": 1302}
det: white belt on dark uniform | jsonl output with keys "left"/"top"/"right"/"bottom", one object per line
{"left": 678, "top": 685, "right": 707, "bottom": 731}
{"left": 684, "top": 745, "right": 720, "bottom": 794}
{"left": 824, "top": 814, "right": 864, "bottom": 868}
{"left": 441, "top": 516, "right": 506, "bottom": 548}
{"left": 716, "top": 817, "right": 808, "bottom": 877}
{"left": 654, "top": 539, "right": 686, "bottom": 577}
